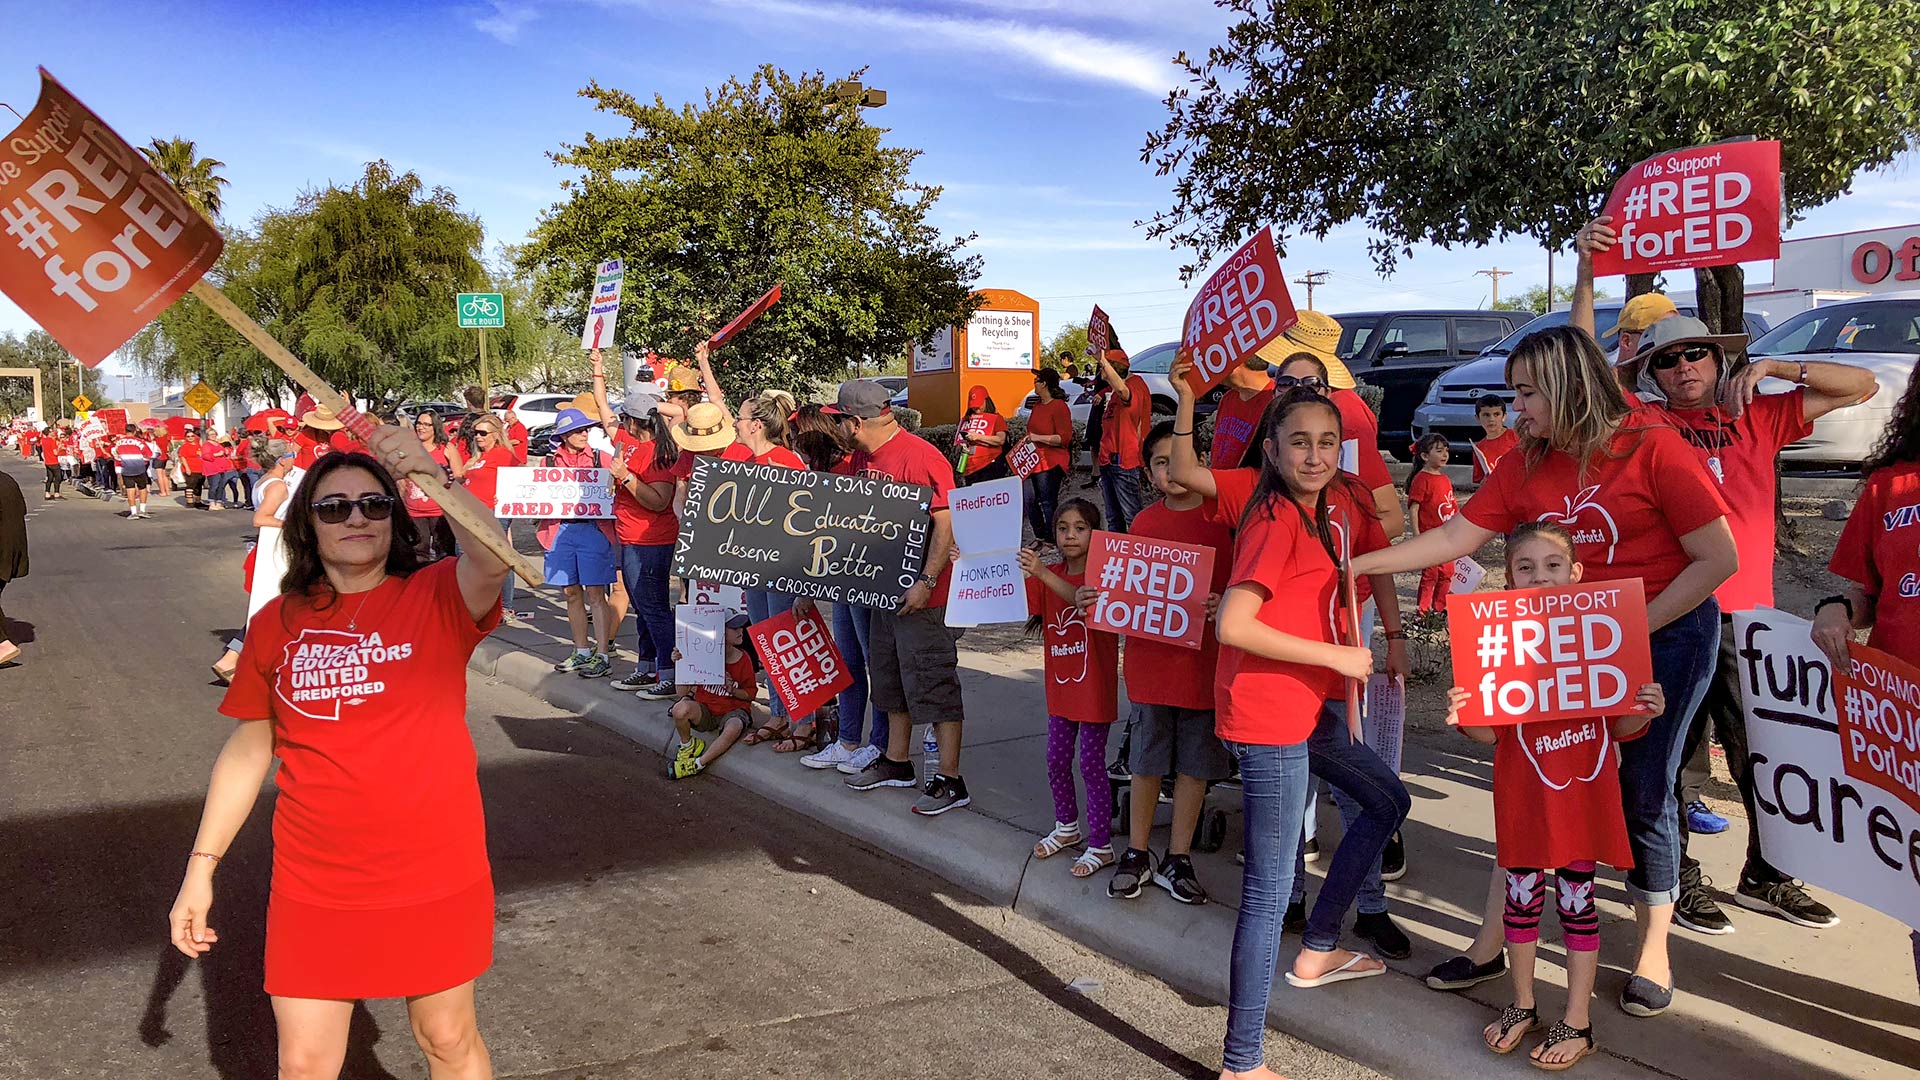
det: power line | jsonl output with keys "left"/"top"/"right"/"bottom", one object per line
{"left": 1292, "top": 270, "right": 1330, "bottom": 310}
{"left": 1475, "top": 267, "right": 1514, "bottom": 307}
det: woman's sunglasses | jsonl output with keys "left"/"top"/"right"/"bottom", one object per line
{"left": 1274, "top": 374, "right": 1328, "bottom": 392}
{"left": 313, "top": 494, "right": 396, "bottom": 524}
{"left": 1648, "top": 345, "right": 1717, "bottom": 371}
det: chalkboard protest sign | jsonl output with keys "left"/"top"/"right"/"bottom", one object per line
{"left": 673, "top": 457, "right": 933, "bottom": 611}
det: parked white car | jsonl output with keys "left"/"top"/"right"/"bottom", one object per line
{"left": 490, "top": 392, "right": 581, "bottom": 431}
{"left": 1750, "top": 291, "right": 1920, "bottom": 467}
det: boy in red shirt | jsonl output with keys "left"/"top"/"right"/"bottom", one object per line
{"left": 1095, "top": 344, "right": 1151, "bottom": 531}
{"left": 667, "top": 611, "right": 758, "bottom": 779}
{"left": 1471, "top": 398, "right": 1519, "bottom": 484}
{"left": 1405, "top": 434, "right": 1459, "bottom": 615}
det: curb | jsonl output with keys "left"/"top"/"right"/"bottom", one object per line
{"left": 470, "top": 636, "right": 1668, "bottom": 1080}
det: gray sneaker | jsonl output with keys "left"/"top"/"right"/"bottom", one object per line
{"left": 553, "top": 651, "right": 591, "bottom": 673}
{"left": 911, "top": 774, "right": 971, "bottom": 816}
{"left": 636, "top": 677, "right": 678, "bottom": 700}
{"left": 576, "top": 653, "right": 612, "bottom": 678}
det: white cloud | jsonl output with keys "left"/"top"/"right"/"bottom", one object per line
{"left": 474, "top": 1, "right": 542, "bottom": 43}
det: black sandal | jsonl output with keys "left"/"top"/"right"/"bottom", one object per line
{"left": 1529, "top": 1021, "right": 1595, "bottom": 1071}
{"left": 1485, "top": 1004, "right": 1540, "bottom": 1054}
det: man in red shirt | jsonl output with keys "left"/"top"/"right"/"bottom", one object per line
{"left": 1470, "top": 398, "right": 1519, "bottom": 484}
{"left": 1633, "top": 315, "right": 1875, "bottom": 935}
{"left": 1095, "top": 345, "right": 1152, "bottom": 531}
{"left": 825, "top": 380, "right": 968, "bottom": 816}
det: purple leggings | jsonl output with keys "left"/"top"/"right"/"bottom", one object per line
{"left": 1047, "top": 715, "right": 1114, "bottom": 849}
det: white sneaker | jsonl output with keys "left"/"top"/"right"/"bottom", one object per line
{"left": 801, "top": 742, "right": 856, "bottom": 771}
{"left": 836, "top": 744, "right": 883, "bottom": 775}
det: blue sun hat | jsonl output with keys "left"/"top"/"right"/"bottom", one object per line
{"left": 549, "top": 408, "right": 598, "bottom": 438}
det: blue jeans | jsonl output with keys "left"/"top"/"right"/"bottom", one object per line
{"left": 746, "top": 589, "right": 796, "bottom": 719}
{"left": 499, "top": 522, "right": 517, "bottom": 609}
{"left": 1291, "top": 703, "right": 1409, "bottom": 950}
{"left": 1621, "top": 599, "right": 1720, "bottom": 905}
{"left": 203, "top": 469, "right": 233, "bottom": 502}
{"left": 1222, "top": 740, "right": 1311, "bottom": 1073}
{"left": 831, "top": 602, "right": 888, "bottom": 750}
{"left": 621, "top": 542, "right": 675, "bottom": 677}
{"left": 1098, "top": 462, "right": 1143, "bottom": 532}
{"left": 1024, "top": 467, "right": 1063, "bottom": 540}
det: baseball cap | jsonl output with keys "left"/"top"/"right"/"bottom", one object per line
{"left": 824, "top": 380, "right": 893, "bottom": 418}
{"left": 622, "top": 391, "right": 664, "bottom": 420}
{"left": 966, "top": 385, "right": 987, "bottom": 408}
{"left": 1617, "top": 293, "right": 1679, "bottom": 333}
{"left": 725, "top": 611, "right": 751, "bottom": 630}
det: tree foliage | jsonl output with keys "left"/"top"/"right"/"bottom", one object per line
{"left": 0, "top": 330, "right": 104, "bottom": 420}
{"left": 517, "top": 66, "right": 983, "bottom": 401}
{"left": 140, "top": 137, "right": 230, "bottom": 221}
{"left": 1042, "top": 320, "right": 1090, "bottom": 371}
{"left": 1144, "top": 0, "right": 1920, "bottom": 331}
{"left": 1494, "top": 284, "right": 1607, "bottom": 314}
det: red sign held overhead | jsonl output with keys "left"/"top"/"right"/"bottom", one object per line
{"left": 1086, "top": 304, "right": 1111, "bottom": 356}
{"left": 0, "top": 70, "right": 225, "bottom": 368}
{"left": 708, "top": 283, "right": 783, "bottom": 350}
{"left": 1180, "top": 226, "right": 1298, "bottom": 395}
{"left": 748, "top": 605, "right": 854, "bottom": 719}
{"left": 1590, "top": 140, "right": 1782, "bottom": 277}
{"left": 1446, "top": 580, "right": 1654, "bottom": 727}
{"left": 1834, "top": 644, "right": 1920, "bottom": 815}
{"left": 1085, "top": 529, "right": 1216, "bottom": 650}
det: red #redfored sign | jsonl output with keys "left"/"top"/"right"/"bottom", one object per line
{"left": 1180, "top": 226, "right": 1298, "bottom": 395}
{"left": 1087, "top": 304, "right": 1110, "bottom": 355}
{"left": 747, "top": 605, "right": 853, "bottom": 719}
{"left": 1007, "top": 438, "right": 1042, "bottom": 478}
{"left": 0, "top": 70, "right": 225, "bottom": 368}
{"left": 708, "top": 283, "right": 782, "bottom": 349}
{"left": 1446, "top": 580, "right": 1654, "bottom": 726}
{"left": 1085, "top": 529, "right": 1215, "bottom": 650}
{"left": 1833, "top": 644, "right": 1920, "bottom": 815}
{"left": 1590, "top": 140, "right": 1781, "bottom": 277}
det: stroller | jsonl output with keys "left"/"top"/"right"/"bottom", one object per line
{"left": 1105, "top": 725, "right": 1237, "bottom": 853}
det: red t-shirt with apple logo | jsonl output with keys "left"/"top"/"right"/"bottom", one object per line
{"left": 1492, "top": 717, "right": 1635, "bottom": 870}
{"left": 1462, "top": 426, "right": 1728, "bottom": 600}
{"left": 1027, "top": 568, "right": 1119, "bottom": 724}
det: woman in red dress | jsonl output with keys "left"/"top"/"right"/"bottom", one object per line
{"left": 169, "top": 421, "right": 511, "bottom": 1079}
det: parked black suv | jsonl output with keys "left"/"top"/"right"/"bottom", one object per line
{"left": 1328, "top": 309, "right": 1534, "bottom": 456}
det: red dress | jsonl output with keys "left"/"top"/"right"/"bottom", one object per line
{"left": 1492, "top": 718, "right": 1635, "bottom": 871}
{"left": 220, "top": 559, "right": 502, "bottom": 998}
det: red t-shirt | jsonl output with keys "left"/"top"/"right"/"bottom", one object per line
{"left": 692, "top": 648, "right": 757, "bottom": 717}
{"left": 958, "top": 411, "right": 1009, "bottom": 473}
{"left": 1026, "top": 399, "right": 1074, "bottom": 473}
{"left": 152, "top": 433, "right": 172, "bottom": 460}
{"left": 400, "top": 445, "right": 451, "bottom": 518}
{"left": 1407, "top": 469, "right": 1458, "bottom": 533}
{"left": 1211, "top": 385, "right": 1273, "bottom": 469}
{"left": 850, "top": 429, "right": 956, "bottom": 606}
{"left": 1098, "top": 374, "right": 1152, "bottom": 469}
{"left": 1463, "top": 427, "right": 1730, "bottom": 601}
{"left": 1652, "top": 392, "right": 1811, "bottom": 612}
{"left": 1206, "top": 468, "right": 1384, "bottom": 607}
{"left": 611, "top": 435, "right": 681, "bottom": 545}
{"left": 460, "top": 444, "right": 517, "bottom": 512}
{"left": 36, "top": 435, "right": 60, "bottom": 463}
{"left": 1831, "top": 461, "right": 1920, "bottom": 659}
{"left": 200, "top": 443, "right": 235, "bottom": 472}
{"left": 1492, "top": 717, "right": 1634, "bottom": 871}
{"left": 1332, "top": 389, "right": 1393, "bottom": 493}
{"left": 177, "top": 437, "right": 205, "bottom": 473}
{"left": 752, "top": 445, "right": 806, "bottom": 469}
{"left": 1124, "top": 498, "right": 1234, "bottom": 710}
{"left": 218, "top": 559, "right": 502, "bottom": 908}
{"left": 1026, "top": 568, "right": 1119, "bottom": 724}
{"left": 292, "top": 431, "right": 333, "bottom": 470}
{"left": 507, "top": 419, "right": 530, "bottom": 465}
{"left": 1472, "top": 428, "right": 1520, "bottom": 484}
{"left": 1215, "top": 503, "right": 1343, "bottom": 745}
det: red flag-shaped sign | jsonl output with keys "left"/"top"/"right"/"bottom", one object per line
{"left": 1590, "top": 140, "right": 1782, "bottom": 277}
{"left": 708, "top": 283, "right": 783, "bottom": 350}
{"left": 1180, "top": 227, "right": 1297, "bottom": 395}
{"left": 0, "top": 70, "right": 225, "bottom": 368}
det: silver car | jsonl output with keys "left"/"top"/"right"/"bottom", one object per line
{"left": 1748, "top": 292, "right": 1920, "bottom": 466}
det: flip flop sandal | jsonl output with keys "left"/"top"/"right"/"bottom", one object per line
{"left": 1529, "top": 1021, "right": 1595, "bottom": 1071}
{"left": 1285, "top": 952, "right": 1385, "bottom": 989}
{"left": 772, "top": 726, "right": 817, "bottom": 753}
{"left": 1034, "top": 822, "right": 1084, "bottom": 859}
{"left": 1485, "top": 1005, "right": 1541, "bottom": 1054}
{"left": 1071, "top": 846, "right": 1116, "bottom": 878}
{"left": 741, "top": 720, "right": 788, "bottom": 746}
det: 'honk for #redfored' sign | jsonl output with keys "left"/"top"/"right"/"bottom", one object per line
{"left": 1181, "top": 226, "right": 1298, "bottom": 395}
{"left": 491, "top": 466, "right": 614, "bottom": 519}
{"left": 1086, "top": 530, "right": 1216, "bottom": 650}
{"left": 1447, "top": 581, "right": 1653, "bottom": 726}
{"left": 1590, "top": 140, "right": 1781, "bottom": 276}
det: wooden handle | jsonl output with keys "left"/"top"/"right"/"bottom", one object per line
{"left": 1342, "top": 559, "right": 1364, "bottom": 739}
{"left": 189, "top": 280, "right": 546, "bottom": 587}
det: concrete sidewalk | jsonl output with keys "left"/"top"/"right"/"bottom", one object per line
{"left": 471, "top": 593, "right": 1920, "bottom": 1080}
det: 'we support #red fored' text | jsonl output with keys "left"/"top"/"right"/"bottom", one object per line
{"left": 1446, "top": 581, "right": 1653, "bottom": 726}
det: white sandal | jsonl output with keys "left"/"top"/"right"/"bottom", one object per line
{"left": 1034, "top": 822, "right": 1083, "bottom": 859}
{"left": 1072, "top": 846, "right": 1116, "bottom": 878}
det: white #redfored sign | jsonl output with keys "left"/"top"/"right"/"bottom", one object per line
{"left": 1086, "top": 529, "right": 1216, "bottom": 650}
{"left": 1446, "top": 580, "right": 1654, "bottom": 726}
{"left": 0, "top": 70, "right": 225, "bottom": 368}
{"left": 492, "top": 466, "right": 614, "bottom": 518}
{"left": 581, "top": 258, "right": 624, "bottom": 349}
{"left": 1590, "top": 140, "right": 1782, "bottom": 276}
{"left": 1180, "top": 226, "right": 1298, "bottom": 395}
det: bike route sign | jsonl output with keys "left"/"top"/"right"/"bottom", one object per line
{"left": 457, "top": 292, "right": 505, "bottom": 329}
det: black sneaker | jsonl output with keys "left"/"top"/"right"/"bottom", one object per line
{"left": 635, "top": 677, "right": 678, "bottom": 700}
{"left": 1735, "top": 877, "right": 1839, "bottom": 928}
{"left": 1283, "top": 898, "right": 1308, "bottom": 935}
{"left": 1302, "top": 836, "right": 1321, "bottom": 863}
{"left": 1424, "top": 953, "right": 1506, "bottom": 991}
{"left": 611, "top": 669, "right": 656, "bottom": 692}
{"left": 1675, "top": 872, "right": 1734, "bottom": 936}
{"left": 1353, "top": 911, "right": 1411, "bottom": 960}
{"left": 1380, "top": 832, "right": 1406, "bottom": 882}
{"left": 1109, "top": 848, "right": 1154, "bottom": 899}
{"left": 1620, "top": 974, "right": 1672, "bottom": 1018}
{"left": 845, "top": 755, "right": 917, "bottom": 791}
{"left": 911, "top": 774, "right": 970, "bottom": 816}
{"left": 1152, "top": 852, "right": 1208, "bottom": 905}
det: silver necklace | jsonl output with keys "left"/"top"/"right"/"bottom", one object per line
{"left": 344, "top": 577, "right": 385, "bottom": 631}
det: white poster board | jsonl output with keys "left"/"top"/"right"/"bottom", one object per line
{"left": 1366, "top": 674, "right": 1406, "bottom": 775}
{"left": 965, "top": 310, "right": 1035, "bottom": 370}
{"left": 493, "top": 466, "right": 614, "bottom": 519}
{"left": 689, "top": 580, "right": 747, "bottom": 612}
{"left": 675, "top": 603, "right": 729, "bottom": 687}
{"left": 1450, "top": 556, "right": 1487, "bottom": 594}
{"left": 582, "top": 258, "right": 625, "bottom": 349}
{"left": 948, "top": 476, "right": 1023, "bottom": 554}
{"left": 946, "top": 475, "right": 1027, "bottom": 626}
{"left": 913, "top": 327, "right": 954, "bottom": 374}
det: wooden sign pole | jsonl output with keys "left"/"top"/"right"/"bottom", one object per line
{"left": 189, "top": 280, "right": 545, "bottom": 587}
{"left": 1341, "top": 559, "right": 1364, "bottom": 739}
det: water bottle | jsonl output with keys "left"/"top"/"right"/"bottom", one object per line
{"left": 922, "top": 725, "right": 940, "bottom": 783}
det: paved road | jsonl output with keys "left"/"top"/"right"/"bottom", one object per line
{"left": 0, "top": 457, "right": 1382, "bottom": 1080}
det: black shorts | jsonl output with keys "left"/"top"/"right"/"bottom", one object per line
{"left": 122, "top": 473, "right": 150, "bottom": 490}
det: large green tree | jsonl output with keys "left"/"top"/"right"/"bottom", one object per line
{"left": 0, "top": 331, "right": 104, "bottom": 420}
{"left": 517, "top": 66, "right": 983, "bottom": 400}
{"left": 1144, "top": 0, "right": 1920, "bottom": 332}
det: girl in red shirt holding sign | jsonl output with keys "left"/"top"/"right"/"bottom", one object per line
{"left": 1021, "top": 499, "right": 1121, "bottom": 879}
{"left": 169, "top": 425, "right": 512, "bottom": 1078}
{"left": 1445, "top": 522, "right": 1664, "bottom": 1070}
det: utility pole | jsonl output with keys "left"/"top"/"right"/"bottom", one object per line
{"left": 1293, "top": 270, "right": 1330, "bottom": 310}
{"left": 1476, "top": 267, "right": 1513, "bottom": 308}
{"left": 1545, "top": 247, "right": 1555, "bottom": 309}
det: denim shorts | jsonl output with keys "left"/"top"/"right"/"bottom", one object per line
{"left": 545, "top": 522, "right": 617, "bottom": 587}
{"left": 1127, "top": 703, "right": 1232, "bottom": 780}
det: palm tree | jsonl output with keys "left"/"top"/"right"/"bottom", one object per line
{"left": 139, "top": 137, "right": 229, "bottom": 221}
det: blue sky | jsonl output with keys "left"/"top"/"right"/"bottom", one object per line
{"left": 3, "top": 0, "right": 1917, "bottom": 390}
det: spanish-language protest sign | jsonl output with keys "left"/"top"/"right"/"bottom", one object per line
{"left": 581, "top": 258, "right": 624, "bottom": 349}
{"left": 1446, "top": 580, "right": 1653, "bottom": 726}
{"left": 1451, "top": 555, "right": 1487, "bottom": 594}
{"left": 1590, "top": 140, "right": 1782, "bottom": 276}
{"left": 1086, "top": 529, "right": 1215, "bottom": 649}
{"left": 674, "top": 456, "right": 932, "bottom": 611}
{"left": 1087, "top": 304, "right": 1111, "bottom": 355}
{"left": 946, "top": 475, "right": 1026, "bottom": 627}
{"left": 1367, "top": 673, "right": 1407, "bottom": 774}
{"left": 1733, "top": 611, "right": 1920, "bottom": 929}
{"left": 1006, "top": 438, "right": 1042, "bottom": 479}
{"left": 748, "top": 605, "right": 854, "bottom": 719}
{"left": 492, "top": 465, "right": 614, "bottom": 519}
{"left": 674, "top": 603, "right": 729, "bottom": 687}
{"left": 1180, "top": 226, "right": 1299, "bottom": 395}
{"left": 1833, "top": 643, "right": 1920, "bottom": 816}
